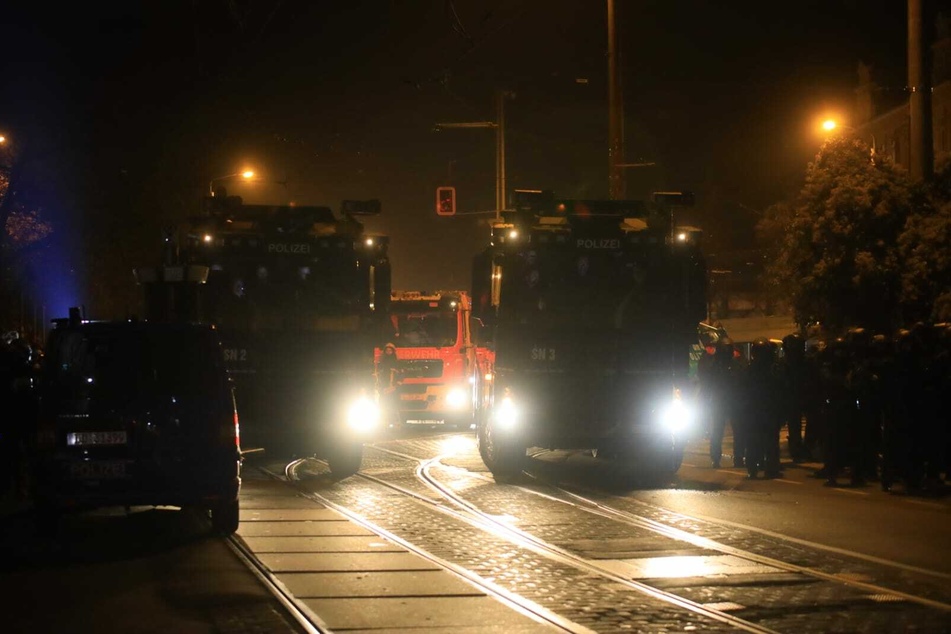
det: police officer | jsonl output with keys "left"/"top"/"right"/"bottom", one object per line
{"left": 699, "top": 337, "right": 739, "bottom": 468}
{"left": 820, "top": 337, "right": 857, "bottom": 486}
{"left": 907, "top": 323, "right": 944, "bottom": 490}
{"left": 777, "top": 333, "right": 809, "bottom": 462}
{"left": 739, "top": 338, "right": 781, "bottom": 479}
{"left": 846, "top": 328, "right": 882, "bottom": 484}
{"left": 0, "top": 332, "right": 36, "bottom": 499}
{"left": 377, "top": 343, "right": 401, "bottom": 428}
{"left": 882, "top": 329, "right": 916, "bottom": 490}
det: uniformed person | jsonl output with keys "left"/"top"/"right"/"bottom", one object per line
{"left": 0, "top": 332, "right": 36, "bottom": 499}
{"left": 846, "top": 328, "right": 878, "bottom": 485}
{"left": 907, "top": 323, "right": 944, "bottom": 490}
{"left": 777, "top": 333, "right": 809, "bottom": 462}
{"left": 820, "top": 337, "right": 857, "bottom": 487}
{"left": 699, "top": 337, "right": 739, "bottom": 468}
{"left": 738, "top": 338, "right": 781, "bottom": 479}
{"left": 377, "top": 343, "right": 401, "bottom": 428}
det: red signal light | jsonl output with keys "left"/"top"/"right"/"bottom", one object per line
{"left": 436, "top": 186, "right": 456, "bottom": 216}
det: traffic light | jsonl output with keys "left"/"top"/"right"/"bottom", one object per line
{"left": 436, "top": 186, "right": 456, "bottom": 216}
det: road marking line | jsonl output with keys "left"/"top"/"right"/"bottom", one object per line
{"left": 904, "top": 499, "right": 947, "bottom": 509}
{"left": 832, "top": 487, "right": 869, "bottom": 495}
{"left": 774, "top": 478, "right": 801, "bottom": 485}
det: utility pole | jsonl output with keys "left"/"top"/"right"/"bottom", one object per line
{"left": 434, "top": 89, "right": 513, "bottom": 221}
{"left": 908, "top": 0, "right": 934, "bottom": 181}
{"left": 496, "top": 89, "right": 507, "bottom": 216}
{"left": 607, "top": 0, "right": 625, "bottom": 200}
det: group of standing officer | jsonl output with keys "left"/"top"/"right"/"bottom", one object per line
{"left": 697, "top": 324, "right": 951, "bottom": 490}
{"left": 698, "top": 335, "right": 785, "bottom": 478}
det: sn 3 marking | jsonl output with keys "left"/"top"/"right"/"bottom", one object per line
{"left": 223, "top": 348, "right": 248, "bottom": 362}
{"left": 531, "top": 346, "right": 557, "bottom": 361}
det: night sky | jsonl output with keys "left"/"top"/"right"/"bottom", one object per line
{"left": 1, "top": 1, "right": 912, "bottom": 313}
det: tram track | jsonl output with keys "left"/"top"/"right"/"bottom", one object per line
{"left": 225, "top": 531, "right": 330, "bottom": 634}
{"left": 352, "top": 444, "right": 783, "bottom": 634}
{"left": 280, "top": 456, "right": 598, "bottom": 634}
{"left": 234, "top": 436, "right": 951, "bottom": 633}
{"left": 358, "top": 440, "right": 951, "bottom": 632}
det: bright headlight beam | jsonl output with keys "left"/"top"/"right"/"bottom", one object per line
{"left": 494, "top": 396, "right": 518, "bottom": 430}
{"left": 446, "top": 387, "right": 467, "bottom": 409}
{"left": 661, "top": 398, "right": 693, "bottom": 433}
{"left": 347, "top": 396, "right": 380, "bottom": 433}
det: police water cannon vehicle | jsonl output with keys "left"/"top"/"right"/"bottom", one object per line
{"left": 470, "top": 189, "right": 706, "bottom": 481}
{"left": 135, "top": 196, "right": 391, "bottom": 478}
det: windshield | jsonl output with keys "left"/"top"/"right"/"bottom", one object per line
{"left": 499, "top": 244, "right": 678, "bottom": 332}
{"left": 47, "top": 328, "right": 224, "bottom": 401}
{"left": 387, "top": 310, "right": 458, "bottom": 347}
{"left": 203, "top": 257, "right": 368, "bottom": 332}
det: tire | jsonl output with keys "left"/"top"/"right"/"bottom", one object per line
{"left": 477, "top": 418, "right": 525, "bottom": 482}
{"left": 33, "top": 503, "right": 62, "bottom": 538}
{"left": 326, "top": 441, "right": 363, "bottom": 479}
{"left": 622, "top": 443, "right": 683, "bottom": 487}
{"left": 210, "top": 498, "right": 240, "bottom": 535}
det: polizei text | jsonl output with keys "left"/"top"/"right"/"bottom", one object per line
{"left": 576, "top": 238, "right": 621, "bottom": 249}
{"left": 267, "top": 242, "right": 312, "bottom": 254}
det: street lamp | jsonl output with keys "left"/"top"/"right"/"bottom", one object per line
{"left": 209, "top": 169, "right": 254, "bottom": 197}
{"left": 820, "top": 119, "right": 876, "bottom": 153}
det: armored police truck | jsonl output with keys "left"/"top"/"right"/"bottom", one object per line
{"left": 136, "top": 196, "right": 390, "bottom": 477}
{"left": 470, "top": 190, "right": 706, "bottom": 481}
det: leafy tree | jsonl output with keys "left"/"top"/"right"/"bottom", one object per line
{"left": 0, "top": 139, "right": 56, "bottom": 330}
{"left": 899, "top": 156, "right": 951, "bottom": 322}
{"left": 757, "top": 137, "right": 913, "bottom": 332}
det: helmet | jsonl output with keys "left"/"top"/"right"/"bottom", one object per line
{"left": 781, "top": 333, "right": 804, "bottom": 359}
{"left": 714, "top": 336, "right": 734, "bottom": 361}
{"left": 825, "top": 336, "right": 850, "bottom": 366}
{"left": 750, "top": 337, "right": 774, "bottom": 363}
{"left": 384, "top": 342, "right": 396, "bottom": 352}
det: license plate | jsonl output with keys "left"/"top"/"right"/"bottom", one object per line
{"left": 67, "top": 460, "right": 129, "bottom": 480}
{"left": 401, "top": 394, "right": 428, "bottom": 401}
{"left": 67, "top": 431, "right": 128, "bottom": 446}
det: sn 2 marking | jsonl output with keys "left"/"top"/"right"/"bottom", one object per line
{"left": 223, "top": 348, "right": 248, "bottom": 362}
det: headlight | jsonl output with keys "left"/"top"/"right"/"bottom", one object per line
{"left": 346, "top": 395, "right": 380, "bottom": 433}
{"left": 493, "top": 395, "right": 519, "bottom": 430}
{"left": 660, "top": 395, "right": 693, "bottom": 434}
{"left": 446, "top": 387, "right": 468, "bottom": 409}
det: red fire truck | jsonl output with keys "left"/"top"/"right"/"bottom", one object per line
{"left": 376, "top": 290, "right": 494, "bottom": 429}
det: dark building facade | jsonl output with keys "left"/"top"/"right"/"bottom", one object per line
{"left": 854, "top": 14, "right": 951, "bottom": 169}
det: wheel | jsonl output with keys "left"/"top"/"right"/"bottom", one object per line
{"left": 621, "top": 442, "right": 683, "bottom": 487}
{"left": 210, "top": 498, "right": 240, "bottom": 535}
{"left": 326, "top": 440, "right": 363, "bottom": 479}
{"left": 477, "top": 417, "right": 525, "bottom": 482}
{"left": 33, "top": 502, "right": 62, "bottom": 538}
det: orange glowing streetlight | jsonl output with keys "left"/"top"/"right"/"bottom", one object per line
{"left": 818, "top": 117, "right": 876, "bottom": 155}
{"left": 209, "top": 169, "right": 255, "bottom": 197}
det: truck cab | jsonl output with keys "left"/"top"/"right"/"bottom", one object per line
{"left": 375, "top": 290, "right": 494, "bottom": 430}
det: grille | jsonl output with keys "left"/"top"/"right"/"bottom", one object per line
{"left": 399, "top": 359, "right": 444, "bottom": 378}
